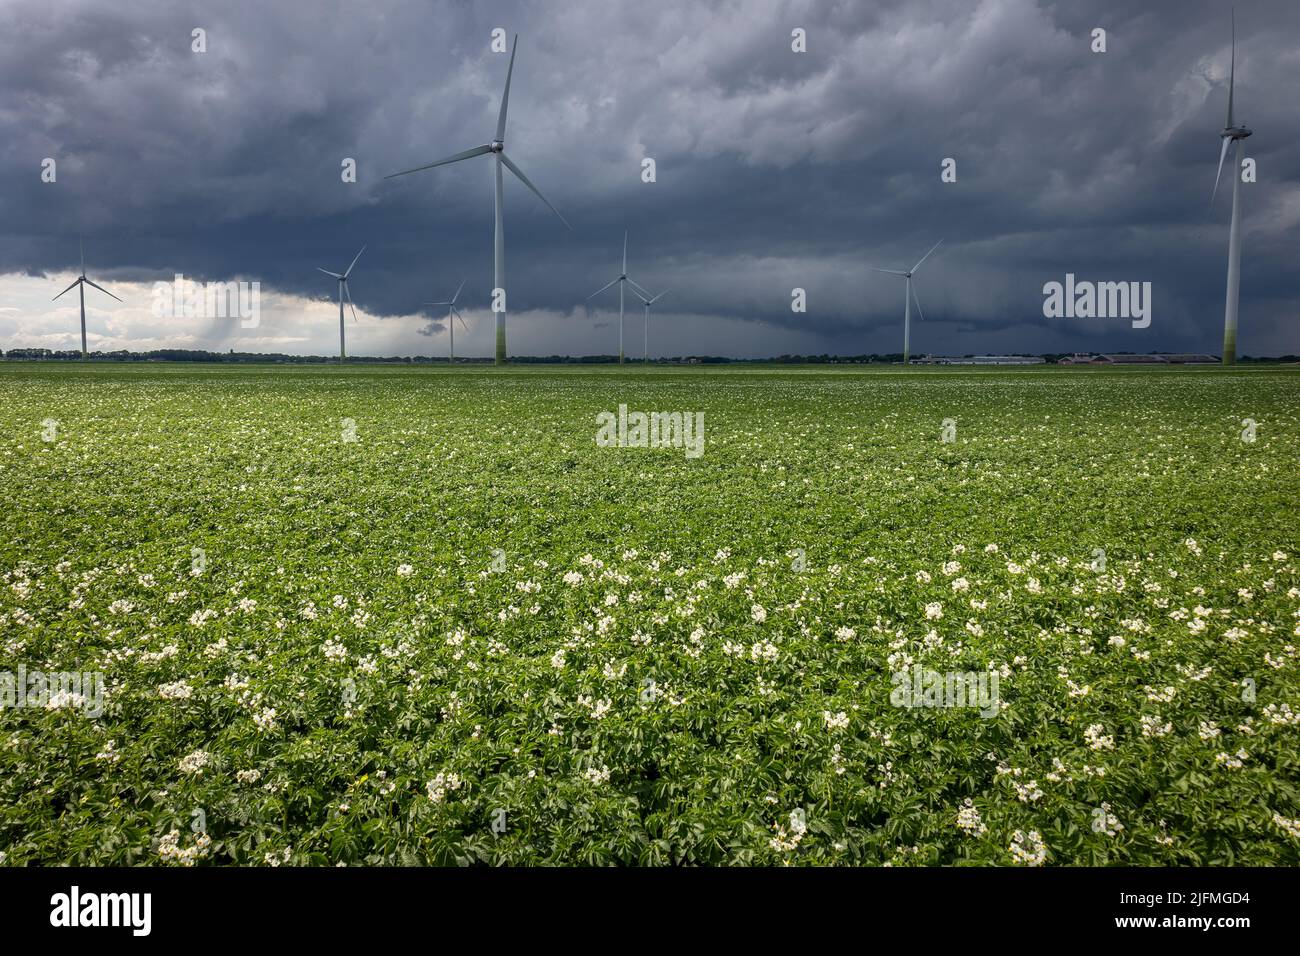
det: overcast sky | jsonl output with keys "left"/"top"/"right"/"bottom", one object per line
{"left": 1, "top": 0, "right": 1297, "bottom": 358}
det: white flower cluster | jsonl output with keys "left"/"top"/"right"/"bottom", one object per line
{"left": 1273, "top": 813, "right": 1300, "bottom": 839}
{"left": 158, "top": 829, "right": 212, "bottom": 866}
{"left": 178, "top": 749, "right": 210, "bottom": 775}
{"left": 1083, "top": 723, "right": 1114, "bottom": 751}
{"left": 1140, "top": 715, "right": 1173, "bottom": 738}
{"left": 769, "top": 810, "right": 807, "bottom": 852}
{"left": 1094, "top": 803, "right": 1124, "bottom": 837}
{"left": 1263, "top": 703, "right": 1300, "bottom": 726}
{"left": 95, "top": 740, "right": 120, "bottom": 763}
{"left": 426, "top": 771, "right": 463, "bottom": 802}
{"left": 578, "top": 695, "right": 612, "bottom": 720}
{"left": 956, "top": 799, "right": 986, "bottom": 835}
{"left": 1013, "top": 779, "right": 1044, "bottom": 804}
{"left": 1214, "top": 749, "right": 1249, "bottom": 769}
{"left": 158, "top": 680, "right": 194, "bottom": 701}
{"left": 822, "top": 710, "right": 849, "bottom": 731}
{"left": 1009, "top": 829, "right": 1047, "bottom": 866}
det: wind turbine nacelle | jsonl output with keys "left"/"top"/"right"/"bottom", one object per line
{"left": 1223, "top": 125, "right": 1252, "bottom": 140}
{"left": 490, "top": 141, "right": 505, "bottom": 152}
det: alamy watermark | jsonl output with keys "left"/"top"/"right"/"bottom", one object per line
{"left": 152, "top": 274, "right": 260, "bottom": 328}
{"left": 595, "top": 404, "right": 704, "bottom": 458}
{"left": 50, "top": 886, "right": 151, "bottom": 936}
{"left": 1042, "top": 274, "right": 1151, "bottom": 328}
{"left": 1, "top": 666, "right": 104, "bottom": 717}
{"left": 890, "top": 665, "right": 1000, "bottom": 718}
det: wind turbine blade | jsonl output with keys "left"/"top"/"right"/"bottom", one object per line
{"left": 344, "top": 245, "right": 366, "bottom": 279}
{"left": 622, "top": 230, "right": 628, "bottom": 274}
{"left": 500, "top": 153, "right": 571, "bottom": 229}
{"left": 345, "top": 283, "right": 359, "bottom": 323}
{"left": 83, "top": 278, "right": 122, "bottom": 302}
{"left": 586, "top": 277, "right": 619, "bottom": 300}
{"left": 911, "top": 281, "right": 925, "bottom": 322}
{"left": 497, "top": 34, "right": 518, "bottom": 142}
{"left": 79, "top": 236, "right": 85, "bottom": 276}
{"left": 318, "top": 268, "right": 343, "bottom": 278}
{"left": 451, "top": 278, "right": 467, "bottom": 304}
{"left": 627, "top": 277, "right": 653, "bottom": 300}
{"left": 650, "top": 288, "right": 670, "bottom": 304}
{"left": 427, "top": 301, "right": 454, "bottom": 307}
{"left": 1212, "top": 135, "right": 1232, "bottom": 204}
{"left": 52, "top": 277, "right": 81, "bottom": 301}
{"left": 870, "top": 268, "right": 909, "bottom": 277}
{"left": 1227, "top": 9, "right": 1235, "bottom": 128}
{"left": 910, "top": 239, "right": 944, "bottom": 274}
{"left": 385, "top": 144, "right": 493, "bottom": 179}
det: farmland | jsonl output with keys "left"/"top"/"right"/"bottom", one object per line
{"left": 1, "top": 362, "right": 1298, "bottom": 865}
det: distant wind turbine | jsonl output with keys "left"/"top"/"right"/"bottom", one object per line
{"left": 426, "top": 279, "right": 468, "bottom": 363}
{"left": 52, "top": 237, "right": 121, "bottom": 359}
{"left": 317, "top": 245, "right": 365, "bottom": 361}
{"left": 1211, "top": 9, "right": 1252, "bottom": 366}
{"left": 386, "top": 35, "right": 570, "bottom": 365}
{"left": 871, "top": 240, "right": 942, "bottom": 365}
{"left": 631, "top": 286, "right": 669, "bottom": 363}
{"left": 587, "top": 231, "right": 652, "bottom": 364}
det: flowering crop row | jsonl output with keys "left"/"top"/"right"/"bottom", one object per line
{"left": 1, "top": 363, "right": 1297, "bottom": 865}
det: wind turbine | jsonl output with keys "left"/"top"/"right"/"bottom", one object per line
{"left": 871, "top": 239, "right": 942, "bottom": 365}
{"left": 426, "top": 279, "right": 468, "bottom": 363}
{"left": 385, "top": 35, "right": 570, "bottom": 366}
{"left": 317, "top": 245, "right": 365, "bottom": 362}
{"left": 587, "top": 231, "right": 652, "bottom": 364}
{"left": 631, "top": 286, "right": 669, "bottom": 363}
{"left": 1212, "top": 10, "right": 1252, "bottom": 366}
{"left": 51, "top": 237, "right": 121, "bottom": 359}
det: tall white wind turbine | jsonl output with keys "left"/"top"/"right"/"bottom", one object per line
{"left": 587, "top": 231, "right": 652, "bottom": 364}
{"left": 1212, "top": 10, "right": 1252, "bottom": 366}
{"left": 871, "top": 239, "right": 942, "bottom": 364}
{"left": 426, "top": 279, "right": 468, "bottom": 363}
{"left": 51, "top": 237, "right": 121, "bottom": 359}
{"left": 317, "top": 245, "right": 365, "bottom": 361}
{"left": 386, "top": 35, "right": 570, "bottom": 365}
{"left": 631, "top": 286, "right": 669, "bottom": 363}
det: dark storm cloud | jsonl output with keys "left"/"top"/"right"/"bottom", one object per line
{"left": 1, "top": 0, "right": 1297, "bottom": 355}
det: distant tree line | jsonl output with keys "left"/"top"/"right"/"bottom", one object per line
{"left": 1, "top": 348, "right": 1295, "bottom": 364}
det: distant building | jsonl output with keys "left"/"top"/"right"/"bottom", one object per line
{"left": 914, "top": 355, "right": 1045, "bottom": 365}
{"left": 1086, "top": 353, "right": 1220, "bottom": 365}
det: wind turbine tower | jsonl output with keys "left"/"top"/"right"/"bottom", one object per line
{"left": 1212, "top": 10, "right": 1252, "bottom": 366}
{"left": 587, "top": 231, "right": 652, "bottom": 364}
{"left": 870, "top": 240, "right": 942, "bottom": 365}
{"left": 52, "top": 238, "right": 121, "bottom": 359}
{"left": 427, "top": 279, "right": 468, "bottom": 362}
{"left": 386, "top": 35, "right": 569, "bottom": 365}
{"left": 316, "top": 245, "right": 365, "bottom": 361}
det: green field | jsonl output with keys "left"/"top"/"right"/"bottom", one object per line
{"left": 1, "top": 362, "right": 1298, "bottom": 865}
